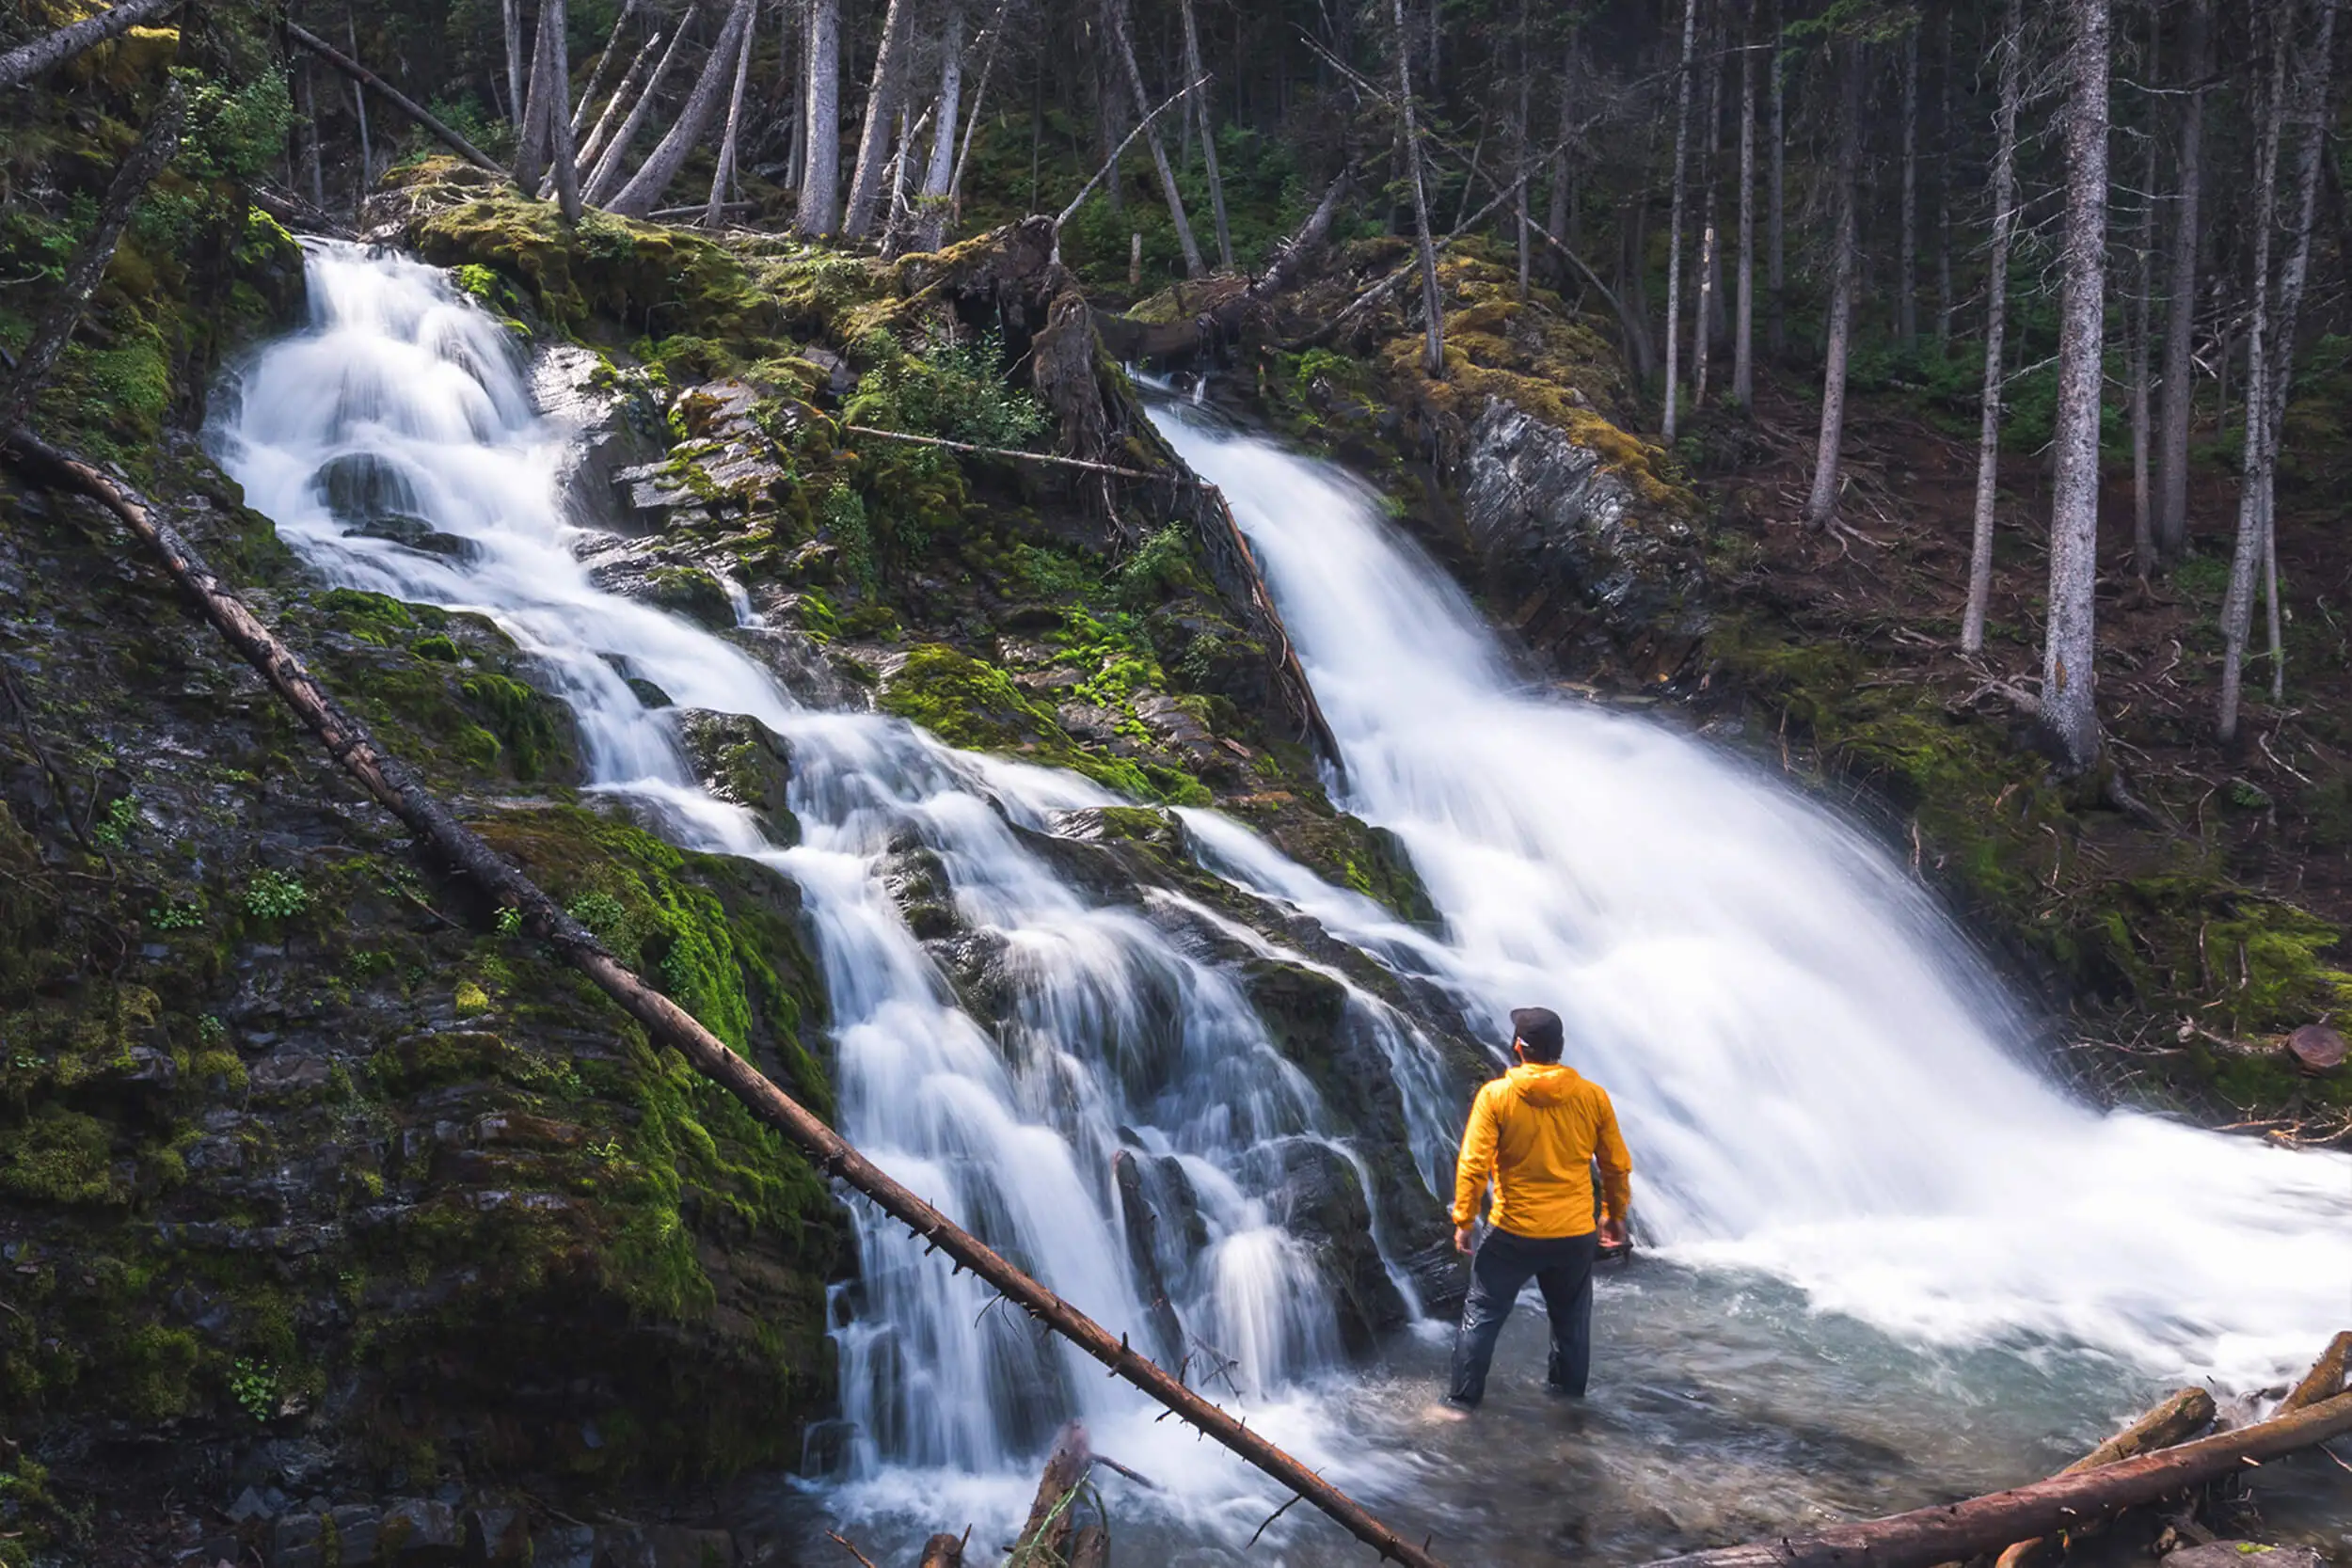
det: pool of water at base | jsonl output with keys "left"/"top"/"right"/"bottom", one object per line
{"left": 765, "top": 1258, "right": 2352, "bottom": 1566}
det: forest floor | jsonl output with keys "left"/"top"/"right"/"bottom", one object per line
{"left": 1683, "top": 365, "right": 2351, "bottom": 1135}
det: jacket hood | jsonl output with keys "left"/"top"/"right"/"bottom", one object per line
{"left": 1506, "top": 1061, "right": 1583, "bottom": 1106}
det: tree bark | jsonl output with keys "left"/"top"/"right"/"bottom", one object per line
{"left": 581, "top": 5, "right": 700, "bottom": 202}
{"left": 287, "top": 24, "right": 508, "bottom": 179}
{"left": 0, "top": 0, "right": 181, "bottom": 90}
{"left": 796, "top": 0, "right": 842, "bottom": 235}
{"left": 1663, "top": 0, "right": 1700, "bottom": 440}
{"left": 607, "top": 0, "right": 758, "bottom": 218}
{"left": 0, "top": 422, "right": 1448, "bottom": 1568}
{"left": 841, "top": 0, "right": 911, "bottom": 239}
{"left": 1963, "top": 0, "right": 2025, "bottom": 654}
{"left": 1990, "top": 1386, "right": 2216, "bottom": 1568}
{"left": 2153, "top": 0, "right": 2210, "bottom": 561}
{"left": 295, "top": 59, "right": 326, "bottom": 210}
{"left": 1733, "top": 3, "right": 1756, "bottom": 404}
{"left": 909, "top": 0, "right": 966, "bottom": 251}
{"left": 1391, "top": 0, "right": 1444, "bottom": 377}
{"left": 543, "top": 0, "right": 583, "bottom": 225}
{"left": 1181, "top": 0, "right": 1233, "bottom": 270}
{"left": 573, "top": 25, "right": 663, "bottom": 183}
{"left": 1514, "top": 0, "right": 1532, "bottom": 303}
{"left": 1641, "top": 1387, "right": 2352, "bottom": 1568}
{"left": 2128, "top": 7, "right": 2158, "bottom": 578}
{"left": 347, "top": 15, "right": 374, "bottom": 194}
{"left": 1899, "top": 24, "right": 1919, "bottom": 346}
{"left": 516, "top": 0, "right": 559, "bottom": 192}
{"left": 705, "top": 0, "right": 757, "bottom": 230}
{"left": 1804, "top": 40, "right": 1864, "bottom": 530}
{"left": 1108, "top": 0, "right": 1206, "bottom": 277}
{"left": 2282, "top": 1331, "right": 2351, "bottom": 1411}
{"left": 0, "top": 82, "right": 183, "bottom": 436}
{"left": 2219, "top": 8, "right": 2287, "bottom": 748}
{"left": 2040, "top": 0, "right": 2110, "bottom": 774}
{"left": 502, "top": 0, "right": 528, "bottom": 144}
{"left": 1936, "top": 2, "right": 1955, "bottom": 344}
{"left": 945, "top": 3, "right": 1005, "bottom": 232}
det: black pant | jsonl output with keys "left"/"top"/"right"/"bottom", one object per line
{"left": 1448, "top": 1227, "right": 1597, "bottom": 1407}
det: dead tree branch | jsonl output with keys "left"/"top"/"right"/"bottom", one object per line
{"left": 0, "top": 0, "right": 180, "bottom": 90}
{"left": 286, "top": 22, "right": 509, "bottom": 179}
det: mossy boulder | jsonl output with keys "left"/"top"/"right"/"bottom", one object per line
{"left": 675, "top": 709, "right": 799, "bottom": 847}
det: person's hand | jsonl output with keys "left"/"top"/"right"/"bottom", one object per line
{"left": 1597, "top": 1217, "right": 1628, "bottom": 1251}
{"left": 1454, "top": 1224, "right": 1475, "bottom": 1256}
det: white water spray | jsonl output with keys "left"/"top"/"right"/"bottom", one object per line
{"left": 1156, "top": 410, "right": 2352, "bottom": 1387}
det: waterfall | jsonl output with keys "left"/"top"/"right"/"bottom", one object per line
{"left": 209, "top": 245, "right": 1421, "bottom": 1502}
{"left": 205, "top": 241, "right": 2348, "bottom": 1557}
{"left": 1154, "top": 410, "right": 2352, "bottom": 1387}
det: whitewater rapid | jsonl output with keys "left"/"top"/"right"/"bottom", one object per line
{"left": 1155, "top": 410, "right": 2352, "bottom": 1387}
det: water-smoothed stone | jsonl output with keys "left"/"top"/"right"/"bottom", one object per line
{"left": 674, "top": 709, "right": 798, "bottom": 846}
{"left": 534, "top": 342, "right": 667, "bottom": 537}
{"left": 1263, "top": 1139, "right": 1407, "bottom": 1353}
{"left": 1461, "top": 396, "right": 1707, "bottom": 682}
{"left": 380, "top": 1497, "right": 461, "bottom": 1558}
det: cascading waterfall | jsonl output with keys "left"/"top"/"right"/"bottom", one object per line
{"left": 205, "top": 240, "right": 2347, "bottom": 1560}
{"left": 1154, "top": 409, "right": 2352, "bottom": 1386}
{"left": 208, "top": 244, "right": 1435, "bottom": 1508}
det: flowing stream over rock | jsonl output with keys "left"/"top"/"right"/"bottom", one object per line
{"left": 210, "top": 245, "right": 2350, "bottom": 1563}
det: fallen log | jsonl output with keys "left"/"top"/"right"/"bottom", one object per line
{"left": 1641, "top": 1386, "right": 2352, "bottom": 1568}
{"left": 0, "top": 80, "right": 183, "bottom": 435}
{"left": 0, "top": 0, "right": 179, "bottom": 90}
{"left": 915, "top": 1532, "right": 965, "bottom": 1568}
{"left": 2280, "top": 1331, "right": 2350, "bottom": 1412}
{"left": 285, "top": 22, "right": 509, "bottom": 180}
{"left": 1011, "top": 1432, "right": 1092, "bottom": 1563}
{"left": 1988, "top": 1386, "right": 2215, "bottom": 1568}
{"left": 0, "top": 428, "right": 1442, "bottom": 1568}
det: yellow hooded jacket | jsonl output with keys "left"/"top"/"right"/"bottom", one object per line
{"left": 1451, "top": 1062, "right": 1633, "bottom": 1239}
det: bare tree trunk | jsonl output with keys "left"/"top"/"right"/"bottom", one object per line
{"left": 784, "top": 1, "right": 805, "bottom": 193}
{"left": 2128, "top": 7, "right": 2158, "bottom": 578}
{"left": 1733, "top": 2, "right": 1756, "bottom": 404}
{"left": 2153, "top": 0, "right": 2210, "bottom": 560}
{"left": 1768, "top": 0, "right": 1786, "bottom": 358}
{"left": 348, "top": 15, "right": 375, "bottom": 196}
{"left": 542, "top": 0, "right": 582, "bottom": 224}
{"left": 910, "top": 0, "right": 966, "bottom": 251}
{"left": 1804, "top": 41, "right": 1864, "bottom": 530}
{"left": 0, "top": 0, "right": 181, "bottom": 90}
{"left": 1936, "top": 2, "right": 1954, "bottom": 344}
{"left": 1663, "top": 0, "right": 1700, "bottom": 440}
{"left": 841, "top": 0, "right": 910, "bottom": 239}
{"left": 1181, "top": 0, "right": 1233, "bottom": 270}
{"left": 569, "top": 0, "right": 637, "bottom": 136}
{"left": 2219, "top": 12, "right": 2286, "bottom": 746}
{"left": 574, "top": 24, "right": 663, "bottom": 181}
{"left": 1963, "top": 0, "right": 2026, "bottom": 653}
{"left": 503, "top": 0, "right": 529, "bottom": 140}
{"left": 0, "top": 82, "right": 183, "bottom": 434}
{"left": 1391, "top": 0, "right": 1444, "bottom": 377}
{"left": 1899, "top": 24, "right": 1919, "bottom": 346}
{"left": 584, "top": 7, "right": 700, "bottom": 205}
{"left": 796, "top": 0, "right": 843, "bottom": 234}
{"left": 707, "top": 0, "right": 757, "bottom": 229}
{"left": 1546, "top": 40, "right": 1574, "bottom": 290}
{"left": 515, "top": 0, "right": 559, "bottom": 191}
{"left": 288, "top": 23, "right": 507, "bottom": 178}
{"left": 1514, "top": 0, "right": 1532, "bottom": 302}
{"left": 2254, "top": 0, "right": 2339, "bottom": 705}
{"left": 2041, "top": 0, "right": 2111, "bottom": 774}
{"left": 1108, "top": 0, "right": 1206, "bottom": 277}
{"left": 296, "top": 60, "right": 326, "bottom": 210}
{"left": 1700, "top": 1, "right": 1726, "bottom": 356}
{"left": 946, "top": 8, "right": 1006, "bottom": 234}
{"left": 608, "top": 0, "right": 758, "bottom": 217}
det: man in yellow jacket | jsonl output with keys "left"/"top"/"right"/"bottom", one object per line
{"left": 1439, "top": 1006, "right": 1633, "bottom": 1415}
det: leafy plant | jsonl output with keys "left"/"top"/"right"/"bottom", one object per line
{"left": 91, "top": 796, "right": 138, "bottom": 850}
{"left": 146, "top": 898, "right": 206, "bottom": 931}
{"left": 239, "top": 869, "right": 310, "bottom": 922}
{"left": 495, "top": 906, "right": 523, "bottom": 937}
{"left": 229, "top": 1358, "right": 277, "bottom": 1422}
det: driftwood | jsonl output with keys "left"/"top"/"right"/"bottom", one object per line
{"left": 0, "top": 0, "right": 179, "bottom": 90}
{"left": 0, "top": 81, "right": 183, "bottom": 435}
{"left": 285, "top": 22, "right": 509, "bottom": 179}
{"left": 1988, "top": 1386, "right": 2215, "bottom": 1568}
{"left": 0, "top": 429, "right": 1443, "bottom": 1568}
{"left": 2280, "top": 1330, "right": 2350, "bottom": 1412}
{"left": 915, "top": 1532, "right": 965, "bottom": 1568}
{"left": 1642, "top": 1386, "right": 2352, "bottom": 1568}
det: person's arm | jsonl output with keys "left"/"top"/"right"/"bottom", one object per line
{"left": 1595, "top": 1088, "right": 1633, "bottom": 1245}
{"left": 1451, "top": 1085, "right": 1500, "bottom": 1252}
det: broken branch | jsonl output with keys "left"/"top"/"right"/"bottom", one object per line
{"left": 285, "top": 22, "right": 509, "bottom": 179}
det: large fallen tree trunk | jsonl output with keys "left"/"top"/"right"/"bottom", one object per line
{"left": 0, "top": 427, "right": 1439, "bottom": 1568}
{"left": 1643, "top": 1385, "right": 2352, "bottom": 1568}
{"left": 2280, "top": 1331, "right": 2349, "bottom": 1412}
{"left": 1989, "top": 1386, "right": 2215, "bottom": 1568}
{"left": 0, "top": 0, "right": 180, "bottom": 90}
{"left": 286, "top": 22, "right": 509, "bottom": 180}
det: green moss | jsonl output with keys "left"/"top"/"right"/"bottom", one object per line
{"left": 0, "top": 1107, "right": 116, "bottom": 1204}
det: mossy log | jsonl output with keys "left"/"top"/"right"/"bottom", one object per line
{"left": 1642, "top": 1386, "right": 2352, "bottom": 1568}
{"left": 1988, "top": 1386, "right": 2215, "bottom": 1568}
{"left": 0, "top": 0, "right": 181, "bottom": 89}
{"left": 0, "top": 427, "right": 1448, "bottom": 1568}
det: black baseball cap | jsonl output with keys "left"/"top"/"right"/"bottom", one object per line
{"left": 1510, "top": 1006, "right": 1564, "bottom": 1061}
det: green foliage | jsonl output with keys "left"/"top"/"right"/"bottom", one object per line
{"left": 172, "top": 66, "right": 295, "bottom": 183}
{"left": 409, "top": 634, "right": 462, "bottom": 663}
{"left": 846, "top": 329, "right": 1048, "bottom": 450}
{"left": 91, "top": 797, "right": 138, "bottom": 851}
{"left": 1114, "top": 526, "right": 1201, "bottom": 607}
{"left": 238, "top": 868, "right": 310, "bottom": 922}
{"left": 820, "top": 483, "right": 876, "bottom": 589}
{"left": 229, "top": 1357, "right": 278, "bottom": 1421}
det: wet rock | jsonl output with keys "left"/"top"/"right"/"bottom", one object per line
{"left": 1460, "top": 397, "right": 1707, "bottom": 682}
{"left": 270, "top": 1510, "right": 325, "bottom": 1568}
{"left": 342, "top": 512, "right": 484, "bottom": 565}
{"left": 1263, "top": 1140, "right": 1406, "bottom": 1352}
{"left": 328, "top": 1504, "right": 382, "bottom": 1562}
{"left": 674, "top": 710, "right": 799, "bottom": 846}
{"left": 2165, "top": 1545, "right": 2323, "bottom": 1568}
{"left": 878, "top": 841, "right": 961, "bottom": 940}
{"left": 228, "top": 1486, "right": 272, "bottom": 1523}
{"left": 380, "top": 1497, "right": 462, "bottom": 1557}
{"left": 534, "top": 342, "right": 667, "bottom": 537}
{"left": 248, "top": 1054, "right": 331, "bottom": 1101}
{"left": 532, "top": 1522, "right": 598, "bottom": 1568}
{"left": 467, "top": 1507, "right": 530, "bottom": 1563}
